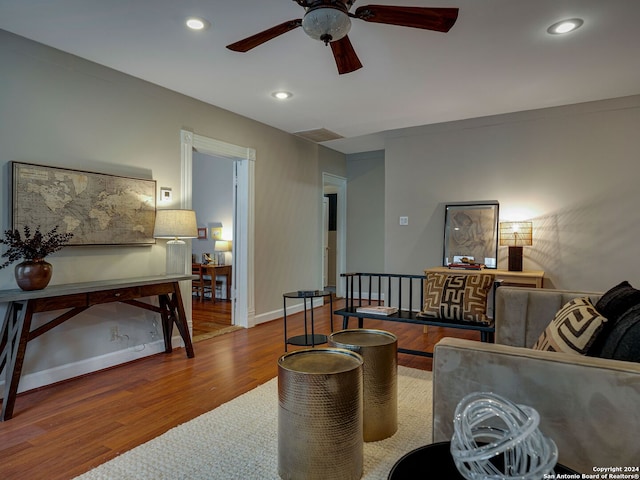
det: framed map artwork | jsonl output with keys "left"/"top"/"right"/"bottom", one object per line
{"left": 11, "top": 162, "right": 157, "bottom": 246}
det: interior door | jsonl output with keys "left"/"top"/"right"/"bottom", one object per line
{"left": 323, "top": 197, "right": 329, "bottom": 288}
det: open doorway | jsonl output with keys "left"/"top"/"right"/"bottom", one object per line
{"left": 191, "top": 152, "right": 235, "bottom": 339}
{"left": 180, "top": 130, "right": 255, "bottom": 331}
{"left": 323, "top": 190, "right": 337, "bottom": 292}
{"left": 322, "top": 173, "right": 347, "bottom": 298}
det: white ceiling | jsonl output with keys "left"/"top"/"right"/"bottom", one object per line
{"left": 1, "top": 0, "right": 639, "bottom": 154}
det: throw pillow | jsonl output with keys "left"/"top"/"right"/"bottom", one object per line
{"left": 420, "top": 272, "right": 494, "bottom": 324}
{"left": 594, "top": 280, "right": 640, "bottom": 321}
{"left": 589, "top": 281, "right": 640, "bottom": 356}
{"left": 595, "top": 303, "right": 640, "bottom": 363}
{"left": 533, "top": 297, "right": 608, "bottom": 355}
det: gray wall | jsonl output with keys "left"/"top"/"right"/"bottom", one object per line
{"left": 381, "top": 95, "right": 640, "bottom": 291}
{"left": 0, "top": 30, "right": 345, "bottom": 388}
{"left": 346, "top": 150, "right": 385, "bottom": 274}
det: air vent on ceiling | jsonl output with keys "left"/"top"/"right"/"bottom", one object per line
{"left": 294, "top": 128, "right": 344, "bottom": 143}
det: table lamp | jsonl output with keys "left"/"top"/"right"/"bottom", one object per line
{"left": 214, "top": 240, "right": 231, "bottom": 266}
{"left": 499, "top": 221, "right": 533, "bottom": 271}
{"left": 153, "top": 209, "right": 198, "bottom": 274}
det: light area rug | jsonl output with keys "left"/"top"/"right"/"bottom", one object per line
{"left": 74, "top": 366, "right": 432, "bottom": 480}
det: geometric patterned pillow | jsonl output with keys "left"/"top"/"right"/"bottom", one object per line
{"left": 420, "top": 272, "right": 494, "bottom": 324}
{"left": 532, "top": 297, "right": 608, "bottom": 355}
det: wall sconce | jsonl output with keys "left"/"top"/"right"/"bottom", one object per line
{"left": 153, "top": 209, "right": 198, "bottom": 274}
{"left": 499, "top": 221, "right": 533, "bottom": 272}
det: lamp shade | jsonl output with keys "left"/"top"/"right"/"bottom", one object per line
{"left": 499, "top": 222, "right": 533, "bottom": 247}
{"left": 214, "top": 240, "right": 231, "bottom": 252}
{"left": 153, "top": 209, "right": 198, "bottom": 239}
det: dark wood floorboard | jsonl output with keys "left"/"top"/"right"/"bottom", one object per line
{"left": 0, "top": 298, "right": 478, "bottom": 479}
{"left": 191, "top": 295, "right": 233, "bottom": 340}
{"left": 192, "top": 292, "right": 232, "bottom": 322}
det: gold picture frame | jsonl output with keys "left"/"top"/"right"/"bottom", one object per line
{"left": 211, "top": 227, "right": 223, "bottom": 240}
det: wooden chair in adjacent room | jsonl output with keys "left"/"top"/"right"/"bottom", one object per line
{"left": 192, "top": 263, "right": 213, "bottom": 302}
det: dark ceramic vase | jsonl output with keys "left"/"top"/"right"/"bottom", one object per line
{"left": 15, "top": 258, "right": 53, "bottom": 290}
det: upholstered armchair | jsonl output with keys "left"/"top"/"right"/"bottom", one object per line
{"left": 432, "top": 286, "right": 640, "bottom": 474}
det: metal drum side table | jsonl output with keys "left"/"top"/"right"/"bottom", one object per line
{"left": 278, "top": 348, "right": 364, "bottom": 480}
{"left": 282, "top": 290, "right": 334, "bottom": 351}
{"left": 329, "top": 329, "right": 398, "bottom": 442}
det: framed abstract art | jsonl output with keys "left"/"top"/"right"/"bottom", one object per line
{"left": 442, "top": 202, "right": 499, "bottom": 268}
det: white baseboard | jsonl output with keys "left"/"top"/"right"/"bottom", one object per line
{"left": 253, "top": 308, "right": 284, "bottom": 326}
{"left": 352, "top": 292, "right": 384, "bottom": 301}
{"left": 253, "top": 297, "right": 325, "bottom": 326}
{"left": 0, "top": 336, "right": 184, "bottom": 397}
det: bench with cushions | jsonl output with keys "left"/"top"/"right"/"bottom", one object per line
{"left": 333, "top": 271, "right": 497, "bottom": 357}
{"left": 432, "top": 282, "right": 640, "bottom": 473}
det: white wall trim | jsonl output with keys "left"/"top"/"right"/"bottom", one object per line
{"left": 350, "top": 292, "right": 384, "bottom": 302}
{"left": 253, "top": 298, "right": 326, "bottom": 326}
{"left": 181, "top": 130, "right": 256, "bottom": 328}
{"left": 0, "top": 337, "right": 183, "bottom": 396}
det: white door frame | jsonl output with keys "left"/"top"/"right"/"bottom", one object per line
{"left": 322, "top": 173, "right": 346, "bottom": 298}
{"left": 181, "top": 130, "right": 256, "bottom": 328}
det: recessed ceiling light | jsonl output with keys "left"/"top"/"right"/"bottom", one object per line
{"left": 186, "top": 17, "right": 210, "bottom": 31}
{"left": 547, "top": 18, "right": 584, "bottom": 35}
{"left": 272, "top": 91, "right": 293, "bottom": 100}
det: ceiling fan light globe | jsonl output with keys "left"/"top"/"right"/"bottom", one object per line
{"left": 302, "top": 8, "right": 351, "bottom": 42}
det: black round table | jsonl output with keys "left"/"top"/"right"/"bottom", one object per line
{"left": 282, "top": 290, "right": 333, "bottom": 350}
{"left": 388, "top": 441, "right": 579, "bottom": 479}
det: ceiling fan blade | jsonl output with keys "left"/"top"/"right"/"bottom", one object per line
{"left": 354, "top": 5, "right": 458, "bottom": 32}
{"left": 226, "top": 19, "right": 302, "bottom": 52}
{"left": 330, "top": 35, "right": 363, "bottom": 75}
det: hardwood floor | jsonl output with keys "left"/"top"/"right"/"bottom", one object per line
{"left": 191, "top": 296, "right": 234, "bottom": 341}
{"left": 0, "top": 298, "right": 478, "bottom": 480}
{"left": 192, "top": 295, "right": 233, "bottom": 325}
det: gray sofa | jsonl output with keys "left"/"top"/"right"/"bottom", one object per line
{"left": 432, "top": 286, "right": 640, "bottom": 474}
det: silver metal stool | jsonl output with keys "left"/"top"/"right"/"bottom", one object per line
{"left": 278, "top": 348, "right": 363, "bottom": 480}
{"left": 329, "top": 329, "right": 398, "bottom": 442}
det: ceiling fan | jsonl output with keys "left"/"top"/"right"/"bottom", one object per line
{"left": 226, "top": 0, "right": 458, "bottom": 75}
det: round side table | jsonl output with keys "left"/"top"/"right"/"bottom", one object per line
{"left": 278, "top": 348, "right": 364, "bottom": 480}
{"left": 329, "top": 329, "right": 398, "bottom": 441}
{"left": 283, "top": 290, "right": 333, "bottom": 351}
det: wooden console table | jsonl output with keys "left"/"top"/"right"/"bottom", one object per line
{"left": 200, "top": 264, "right": 232, "bottom": 300}
{"left": 0, "top": 275, "right": 194, "bottom": 421}
{"left": 425, "top": 267, "right": 544, "bottom": 288}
